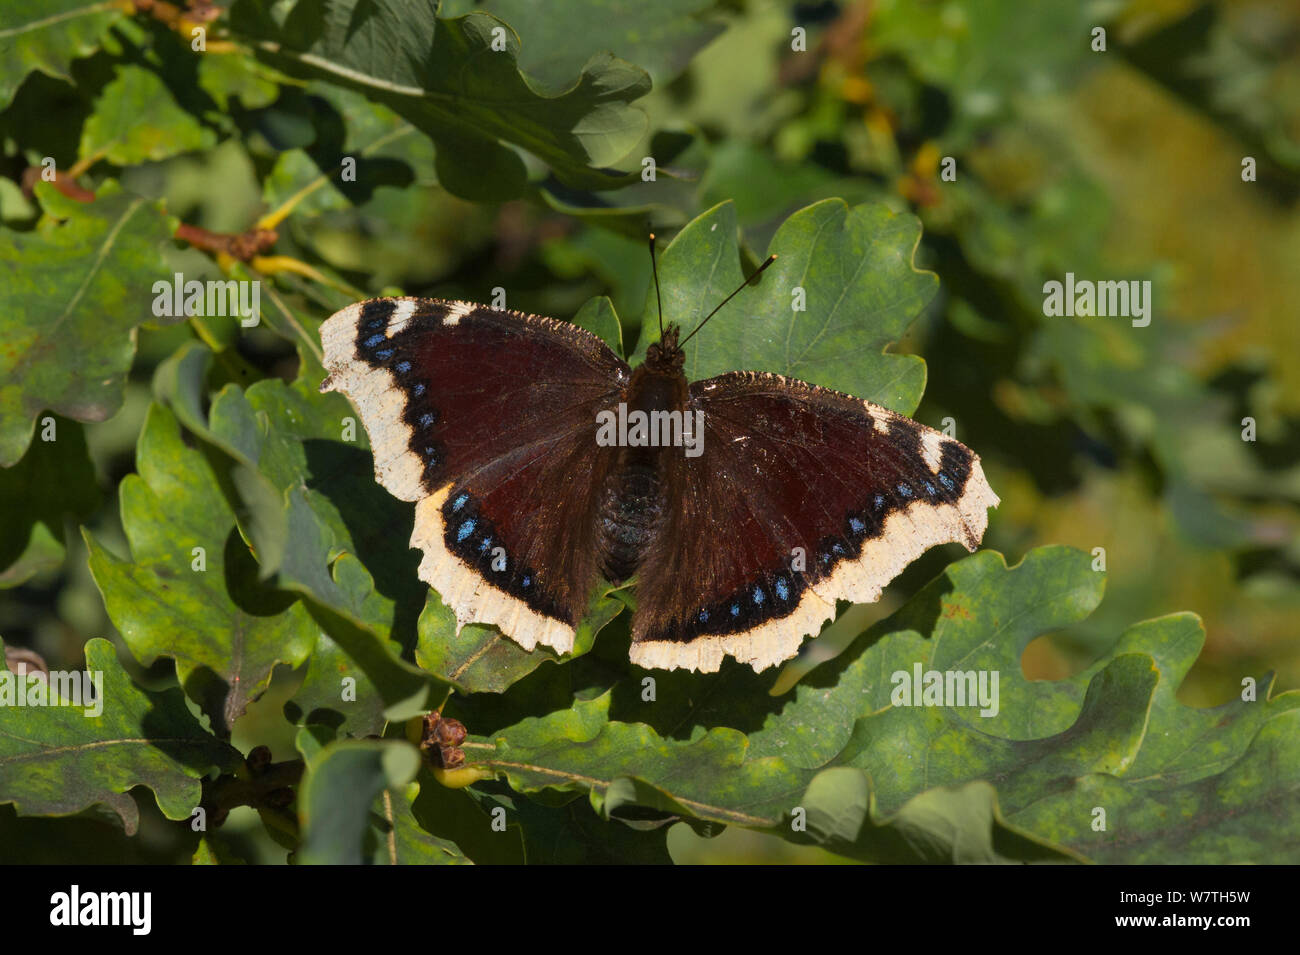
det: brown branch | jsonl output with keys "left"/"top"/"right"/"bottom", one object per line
{"left": 20, "top": 169, "right": 280, "bottom": 260}
{"left": 20, "top": 157, "right": 280, "bottom": 259}
{"left": 202, "top": 746, "right": 304, "bottom": 826}
{"left": 175, "top": 223, "right": 279, "bottom": 261}
{"left": 20, "top": 166, "right": 95, "bottom": 203}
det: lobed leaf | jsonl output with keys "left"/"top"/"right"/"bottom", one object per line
{"left": 440, "top": 0, "right": 725, "bottom": 91}
{"left": 296, "top": 732, "right": 436, "bottom": 864}
{"left": 633, "top": 199, "right": 936, "bottom": 414}
{"left": 0, "top": 181, "right": 177, "bottom": 466}
{"left": 154, "top": 342, "right": 447, "bottom": 730}
{"left": 80, "top": 64, "right": 214, "bottom": 167}
{"left": 0, "top": 0, "right": 127, "bottom": 110}
{"left": 458, "top": 546, "right": 1300, "bottom": 862}
{"left": 85, "top": 403, "right": 318, "bottom": 734}
{"left": 0, "top": 418, "right": 98, "bottom": 587}
{"left": 0, "top": 637, "right": 239, "bottom": 834}
{"left": 228, "top": 0, "right": 651, "bottom": 199}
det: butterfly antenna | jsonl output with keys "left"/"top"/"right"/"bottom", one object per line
{"left": 678, "top": 253, "right": 777, "bottom": 349}
{"left": 649, "top": 232, "right": 664, "bottom": 337}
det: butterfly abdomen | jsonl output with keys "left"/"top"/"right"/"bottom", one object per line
{"left": 597, "top": 461, "right": 665, "bottom": 582}
{"left": 595, "top": 361, "right": 689, "bottom": 582}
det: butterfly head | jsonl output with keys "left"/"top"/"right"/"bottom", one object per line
{"left": 642, "top": 233, "right": 775, "bottom": 377}
{"left": 644, "top": 324, "right": 686, "bottom": 374}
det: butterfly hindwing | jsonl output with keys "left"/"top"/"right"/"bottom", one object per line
{"left": 629, "top": 371, "right": 999, "bottom": 672}
{"left": 320, "top": 297, "right": 629, "bottom": 653}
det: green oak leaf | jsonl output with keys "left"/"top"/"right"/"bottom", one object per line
{"left": 491, "top": 785, "right": 674, "bottom": 863}
{"left": 416, "top": 580, "right": 625, "bottom": 694}
{"left": 85, "top": 403, "right": 318, "bottom": 735}
{"left": 460, "top": 688, "right": 1060, "bottom": 862}
{"left": 633, "top": 199, "right": 936, "bottom": 414}
{"left": 209, "top": 369, "right": 425, "bottom": 639}
{"left": 406, "top": 767, "right": 672, "bottom": 863}
{"left": 80, "top": 64, "right": 214, "bottom": 166}
{"left": 296, "top": 733, "right": 447, "bottom": 864}
{"left": 698, "top": 140, "right": 880, "bottom": 232}
{"left": 261, "top": 149, "right": 352, "bottom": 221}
{"left": 1099, "top": 616, "right": 1300, "bottom": 784}
{"left": 0, "top": 0, "right": 128, "bottom": 110}
{"left": 192, "top": 833, "right": 247, "bottom": 865}
{"left": 1007, "top": 709, "right": 1300, "bottom": 864}
{"left": 440, "top": 0, "right": 725, "bottom": 90}
{"left": 0, "top": 417, "right": 99, "bottom": 588}
{"left": 228, "top": 0, "right": 650, "bottom": 198}
{"left": 742, "top": 547, "right": 1109, "bottom": 766}
{"left": 458, "top": 546, "right": 1300, "bottom": 863}
{"left": 153, "top": 342, "right": 447, "bottom": 726}
{"left": 831, "top": 653, "right": 1160, "bottom": 817}
{"left": 0, "top": 637, "right": 239, "bottom": 834}
{"left": 753, "top": 548, "right": 1300, "bottom": 859}
{"left": 282, "top": 629, "right": 387, "bottom": 737}
{"left": 151, "top": 340, "right": 286, "bottom": 576}
{"left": 795, "top": 772, "right": 1072, "bottom": 864}
{"left": 382, "top": 779, "right": 473, "bottom": 864}
{"left": 407, "top": 771, "right": 525, "bottom": 864}
{"left": 0, "top": 181, "right": 178, "bottom": 466}
{"left": 572, "top": 295, "right": 625, "bottom": 357}
{"left": 196, "top": 49, "right": 282, "bottom": 112}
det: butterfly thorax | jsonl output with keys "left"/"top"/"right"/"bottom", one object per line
{"left": 596, "top": 325, "right": 689, "bottom": 582}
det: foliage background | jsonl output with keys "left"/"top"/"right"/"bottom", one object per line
{"left": 0, "top": 0, "right": 1297, "bottom": 863}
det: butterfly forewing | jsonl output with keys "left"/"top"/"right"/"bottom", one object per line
{"left": 628, "top": 371, "right": 999, "bottom": 672}
{"left": 320, "top": 297, "right": 628, "bottom": 653}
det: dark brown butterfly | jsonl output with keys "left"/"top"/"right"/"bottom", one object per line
{"left": 319, "top": 249, "right": 998, "bottom": 672}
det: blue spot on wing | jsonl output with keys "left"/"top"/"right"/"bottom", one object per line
{"left": 396, "top": 360, "right": 411, "bottom": 373}
{"left": 418, "top": 413, "right": 435, "bottom": 429}
{"left": 753, "top": 586, "right": 765, "bottom": 605}
{"left": 456, "top": 519, "right": 476, "bottom": 542}
{"left": 849, "top": 517, "right": 865, "bottom": 533}
{"left": 413, "top": 383, "right": 426, "bottom": 397}
{"left": 730, "top": 604, "right": 740, "bottom": 617}
{"left": 897, "top": 483, "right": 913, "bottom": 498}
{"left": 698, "top": 610, "right": 709, "bottom": 623}
{"left": 451, "top": 493, "right": 468, "bottom": 511}
{"left": 938, "top": 471, "right": 955, "bottom": 491}
{"left": 775, "top": 578, "right": 790, "bottom": 600}
{"left": 363, "top": 333, "right": 385, "bottom": 348}
{"left": 374, "top": 348, "right": 393, "bottom": 360}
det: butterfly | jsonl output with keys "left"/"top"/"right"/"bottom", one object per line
{"left": 319, "top": 243, "right": 998, "bottom": 673}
